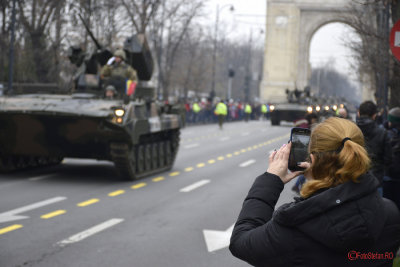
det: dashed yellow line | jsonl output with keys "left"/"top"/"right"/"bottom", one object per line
{"left": 253, "top": 145, "right": 258, "bottom": 149}
{"left": 131, "top": 183, "right": 147, "bottom": 189}
{"left": 226, "top": 153, "right": 233, "bottom": 158}
{"left": 217, "top": 156, "right": 224, "bottom": 160}
{"left": 108, "top": 190, "right": 125, "bottom": 197}
{"left": 77, "top": 199, "right": 99, "bottom": 207}
{"left": 185, "top": 167, "right": 194, "bottom": 172}
{"left": 247, "top": 147, "right": 253, "bottom": 151}
{"left": 234, "top": 151, "right": 240, "bottom": 155}
{"left": 241, "top": 149, "right": 247, "bottom": 153}
{"left": 152, "top": 176, "right": 165, "bottom": 182}
{"left": 208, "top": 159, "right": 216, "bottom": 164}
{"left": 0, "top": 224, "right": 23, "bottom": 235}
{"left": 41, "top": 210, "right": 66, "bottom": 219}
{"left": 197, "top": 163, "right": 205, "bottom": 168}
{"left": 169, "top": 171, "right": 180, "bottom": 177}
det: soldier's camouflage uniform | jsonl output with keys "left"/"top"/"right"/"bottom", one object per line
{"left": 101, "top": 62, "right": 138, "bottom": 83}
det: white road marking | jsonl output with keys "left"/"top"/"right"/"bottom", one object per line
{"left": 203, "top": 224, "right": 235, "bottom": 253}
{"left": 57, "top": 218, "right": 124, "bottom": 247}
{"left": 219, "top": 137, "right": 230, "bottom": 141}
{"left": 241, "top": 132, "right": 250, "bottom": 136}
{"left": 29, "top": 174, "right": 55, "bottom": 181}
{"left": 184, "top": 143, "right": 199, "bottom": 149}
{"left": 239, "top": 159, "right": 256, "bottom": 168}
{"left": 0, "top": 196, "right": 67, "bottom": 223}
{"left": 180, "top": 180, "right": 210, "bottom": 193}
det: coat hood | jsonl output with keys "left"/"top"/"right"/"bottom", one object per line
{"left": 274, "top": 173, "right": 384, "bottom": 252}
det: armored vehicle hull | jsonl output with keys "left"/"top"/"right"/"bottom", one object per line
{"left": 0, "top": 93, "right": 180, "bottom": 180}
{"left": 269, "top": 103, "right": 310, "bottom": 126}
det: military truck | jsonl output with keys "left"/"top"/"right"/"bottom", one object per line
{"left": 0, "top": 22, "right": 181, "bottom": 180}
{"left": 269, "top": 87, "right": 315, "bottom": 126}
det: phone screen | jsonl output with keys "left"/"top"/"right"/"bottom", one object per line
{"left": 288, "top": 128, "right": 311, "bottom": 172}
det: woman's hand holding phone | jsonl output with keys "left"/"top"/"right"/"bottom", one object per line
{"left": 267, "top": 142, "right": 304, "bottom": 184}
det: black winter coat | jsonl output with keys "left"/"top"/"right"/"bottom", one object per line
{"left": 230, "top": 172, "right": 400, "bottom": 267}
{"left": 356, "top": 117, "right": 392, "bottom": 183}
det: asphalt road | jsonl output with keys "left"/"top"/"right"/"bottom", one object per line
{"left": 0, "top": 120, "right": 298, "bottom": 267}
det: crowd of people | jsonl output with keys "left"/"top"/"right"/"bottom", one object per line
{"left": 183, "top": 98, "right": 269, "bottom": 125}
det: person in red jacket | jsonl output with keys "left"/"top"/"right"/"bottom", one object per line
{"left": 230, "top": 117, "right": 400, "bottom": 267}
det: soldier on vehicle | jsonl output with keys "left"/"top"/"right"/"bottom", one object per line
{"left": 100, "top": 49, "right": 138, "bottom": 96}
{"left": 104, "top": 85, "right": 117, "bottom": 99}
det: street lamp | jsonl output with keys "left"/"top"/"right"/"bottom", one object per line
{"left": 211, "top": 4, "right": 234, "bottom": 100}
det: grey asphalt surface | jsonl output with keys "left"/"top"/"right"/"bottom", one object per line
{"left": 0, "top": 120, "right": 298, "bottom": 267}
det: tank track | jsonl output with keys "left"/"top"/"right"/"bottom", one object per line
{"left": 0, "top": 156, "right": 64, "bottom": 173}
{"left": 110, "top": 129, "right": 180, "bottom": 180}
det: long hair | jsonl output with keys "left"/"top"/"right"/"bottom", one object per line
{"left": 300, "top": 117, "right": 371, "bottom": 198}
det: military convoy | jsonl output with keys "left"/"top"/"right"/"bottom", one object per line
{"left": 269, "top": 87, "right": 314, "bottom": 126}
{"left": 0, "top": 22, "right": 182, "bottom": 180}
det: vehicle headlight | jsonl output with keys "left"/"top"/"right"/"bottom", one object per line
{"left": 324, "top": 106, "right": 330, "bottom": 111}
{"left": 114, "top": 108, "right": 125, "bottom": 117}
{"left": 270, "top": 105, "right": 275, "bottom": 111}
{"left": 316, "top": 106, "right": 321, "bottom": 112}
{"left": 307, "top": 106, "right": 313, "bottom": 113}
{"left": 332, "top": 105, "right": 338, "bottom": 111}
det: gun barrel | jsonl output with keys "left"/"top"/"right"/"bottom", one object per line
{"left": 78, "top": 14, "right": 102, "bottom": 50}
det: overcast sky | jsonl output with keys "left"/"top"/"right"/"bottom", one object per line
{"left": 204, "top": 0, "right": 359, "bottom": 79}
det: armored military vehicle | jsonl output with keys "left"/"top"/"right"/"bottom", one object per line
{"left": 0, "top": 23, "right": 181, "bottom": 180}
{"left": 269, "top": 87, "right": 316, "bottom": 126}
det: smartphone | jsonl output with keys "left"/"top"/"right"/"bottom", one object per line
{"left": 288, "top": 127, "right": 311, "bottom": 172}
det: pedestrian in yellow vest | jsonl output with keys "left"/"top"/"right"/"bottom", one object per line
{"left": 245, "top": 103, "right": 252, "bottom": 122}
{"left": 215, "top": 100, "right": 228, "bottom": 129}
{"left": 261, "top": 104, "right": 268, "bottom": 120}
{"left": 192, "top": 102, "right": 201, "bottom": 123}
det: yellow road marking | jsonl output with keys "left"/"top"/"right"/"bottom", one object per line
{"left": 241, "top": 149, "right": 247, "bottom": 153}
{"left": 77, "top": 199, "right": 99, "bottom": 207}
{"left": 197, "top": 163, "right": 205, "bottom": 168}
{"left": 152, "top": 176, "right": 165, "bottom": 182}
{"left": 41, "top": 210, "right": 66, "bottom": 219}
{"left": 217, "top": 156, "right": 224, "bottom": 160}
{"left": 226, "top": 153, "right": 233, "bottom": 158}
{"left": 108, "top": 190, "right": 125, "bottom": 197}
{"left": 253, "top": 145, "right": 258, "bottom": 149}
{"left": 131, "top": 183, "right": 147, "bottom": 189}
{"left": 169, "top": 172, "right": 180, "bottom": 177}
{"left": 208, "top": 159, "right": 215, "bottom": 164}
{"left": 234, "top": 151, "right": 240, "bottom": 155}
{"left": 247, "top": 147, "right": 252, "bottom": 151}
{"left": 0, "top": 224, "right": 23, "bottom": 235}
{"left": 185, "top": 167, "right": 194, "bottom": 172}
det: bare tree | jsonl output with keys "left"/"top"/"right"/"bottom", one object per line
{"left": 149, "top": 0, "right": 205, "bottom": 100}
{"left": 344, "top": 0, "right": 400, "bottom": 107}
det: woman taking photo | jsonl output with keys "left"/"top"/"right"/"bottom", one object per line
{"left": 230, "top": 117, "right": 400, "bottom": 266}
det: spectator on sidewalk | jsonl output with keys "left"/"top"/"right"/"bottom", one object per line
{"left": 383, "top": 107, "right": 400, "bottom": 210}
{"left": 230, "top": 117, "right": 400, "bottom": 266}
{"left": 356, "top": 101, "right": 392, "bottom": 195}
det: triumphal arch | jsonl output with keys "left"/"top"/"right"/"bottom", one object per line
{"left": 260, "top": 0, "right": 352, "bottom": 102}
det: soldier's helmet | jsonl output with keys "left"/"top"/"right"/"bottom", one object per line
{"left": 114, "top": 49, "right": 126, "bottom": 61}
